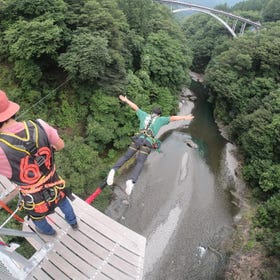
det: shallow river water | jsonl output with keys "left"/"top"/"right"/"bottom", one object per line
{"left": 106, "top": 81, "right": 236, "bottom": 280}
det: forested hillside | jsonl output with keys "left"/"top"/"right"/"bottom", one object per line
{"left": 182, "top": 0, "right": 280, "bottom": 277}
{"left": 0, "top": 0, "right": 192, "bottom": 204}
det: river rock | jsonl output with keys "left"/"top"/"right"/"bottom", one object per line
{"left": 185, "top": 139, "right": 198, "bottom": 149}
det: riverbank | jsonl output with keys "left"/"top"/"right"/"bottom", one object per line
{"left": 189, "top": 72, "right": 277, "bottom": 280}
{"left": 220, "top": 144, "right": 279, "bottom": 280}
{"left": 218, "top": 143, "right": 265, "bottom": 279}
{"left": 221, "top": 146, "right": 277, "bottom": 280}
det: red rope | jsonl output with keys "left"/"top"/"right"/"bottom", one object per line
{"left": 0, "top": 201, "right": 24, "bottom": 223}
{"left": 85, "top": 181, "right": 107, "bottom": 204}
{"left": 85, "top": 188, "right": 102, "bottom": 204}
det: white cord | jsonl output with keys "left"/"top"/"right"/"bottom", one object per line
{"left": 0, "top": 206, "right": 20, "bottom": 229}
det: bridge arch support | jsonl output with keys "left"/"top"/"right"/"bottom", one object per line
{"left": 173, "top": 8, "right": 237, "bottom": 37}
{"left": 156, "top": 0, "right": 261, "bottom": 37}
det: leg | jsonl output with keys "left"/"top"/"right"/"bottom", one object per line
{"left": 32, "top": 217, "right": 56, "bottom": 235}
{"left": 113, "top": 142, "right": 138, "bottom": 170}
{"left": 129, "top": 145, "right": 151, "bottom": 183}
{"left": 58, "top": 197, "right": 77, "bottom": 226}
{"left": 107, "top": 142, "right": 138, "bottom": 185}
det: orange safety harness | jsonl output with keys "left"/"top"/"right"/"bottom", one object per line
{"left": 0, "top": 120, "right": 66, "bottom": 220}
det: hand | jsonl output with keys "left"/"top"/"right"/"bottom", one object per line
{"left": 119, "top": 95, "right": 127, "bottom": 102}
{"left": 185, "top": 114, "right": 194, "bottom": 121}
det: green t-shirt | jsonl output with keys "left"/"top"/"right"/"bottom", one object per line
{"left": 136, "top": 109, "right": 170, "bottom": 144}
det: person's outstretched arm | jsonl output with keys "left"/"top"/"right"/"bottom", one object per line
{"left": 170, "top": 114, "right": 194, "bottom": 122}
{"left": 119, "top": 95, "right": 139, "bottom": 111}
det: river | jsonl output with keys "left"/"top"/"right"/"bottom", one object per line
{"left": 106, "top": 81, "right": 236, "bottom": 280}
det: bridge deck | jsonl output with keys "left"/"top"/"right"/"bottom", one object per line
{"left": 23, "top": 195, "right": 146, "bottom": 280}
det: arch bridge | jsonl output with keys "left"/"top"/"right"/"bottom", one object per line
{"left": 156, "top": 0, "right": 261, "bottom": 37}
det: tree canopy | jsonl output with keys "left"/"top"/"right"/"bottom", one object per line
{"left": 0, "top": 0, "right": 192, "bottom": 201}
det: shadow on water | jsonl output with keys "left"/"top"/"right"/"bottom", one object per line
{"left": 188, "top": 80, "right": 228, "bottom": 174}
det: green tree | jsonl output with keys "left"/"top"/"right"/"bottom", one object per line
{"left": 13, "top": 60, "right": 42, "bottom": 88}
{"left": 117, "top": 0, "right": 155, "bottom": 37}
{"left": 263, "top": 0, "right": 280, "bottom": 22}
{"left": 86, "top": 91, "right": 124, "bottom": 150}
{"left": 182, "top": 14, "right": 231, "bottom": 72}
{"left": 141, "top": 31, "right": 191, "bottom": 90}
{"left": 4, "top": 0, "right": 67, "bottom": 21}
{"left": 259, "top": 165, "right": 280, "bottom": 194}
{"left": 56, "top": 136, "right": 104, "bottom": 197}
{"left": 232, "top": 0, "right": 268, "bottom": 11}
{"left": 4, "top": 18, "right": 64, "bottom": 60}
{"left": 58, "top": 32, "right": 112, "bottom": 82}
{"left": 255, "top": 192, "right": 280, "bottom": 257}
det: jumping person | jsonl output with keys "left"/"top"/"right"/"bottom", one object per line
{"left": 0, "top": 90, "right": 78, "bottom": 235}
{"left": 106, "top": 95, "right": 194, "bottom": 195}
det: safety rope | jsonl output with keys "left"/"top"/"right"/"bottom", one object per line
{"left": 0, "top": 202, "right": 23, "bottom": 227}
{"left": 16, "top": 76, "right": 71, "bottom": 120}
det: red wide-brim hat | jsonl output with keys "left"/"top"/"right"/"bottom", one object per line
{"left": 0, "top": 90, "right": 20, "bottom": 122}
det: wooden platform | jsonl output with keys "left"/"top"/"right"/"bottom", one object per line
{"left": 0, "top": 175, "right": 19, "bottom": 204}
{"left": 23, "top": 195, "right": 146, "bottom": 280}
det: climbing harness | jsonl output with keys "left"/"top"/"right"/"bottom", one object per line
{"left": 134, "top": 114, "right": 162, "bottom": 152}
{"left": 0, "top": 120, "right": 67, "bottom": 220}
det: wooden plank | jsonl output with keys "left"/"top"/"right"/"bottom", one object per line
{"left": 73, "top": 196, "right": 145, "bottom": 245}
{"left": 70, "top": 197, "right": 146, "bottom": 255}
{"left": 1, "top": 187, "right": 19, "bottom": 204}
{"left": 44, "top": 251, "right": 89, "bottom": 280}
{"left": 93, "top": 274, "right": 112, "bottom": 280}
{"left": 26, "top": 266, "right": 53, "bottom": 280}
{"left": 37, "top": 259, "right": 70, "bottom": 280}
{"left": 24, "top": 222, "right": 136, "bottom": 279}
{"left": 23, "top": 195, "right": 146, "bottom": 280}
{"left": 0, "top": 175, "right": 16, "bottom": 192}
{"left": 0, "top": 175, "right": 18, "bottom": 203}
{"left": 22, "top": 221, "right": 48, "bottom": 250}
{"left": 52, "top": 241, "right": 100, "bottom": 277}
{"left": 48, "top": 213, "right": 141, "bottom": 278}
{"left": 52, "top": 211, "right": 142, "bottom": 268}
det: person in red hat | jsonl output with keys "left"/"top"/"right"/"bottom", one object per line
{"left": 106, "top": 95, "right": 194, "bottom": 195}
{"left": 0, "top": 90, "right": 77, "bottom": 235}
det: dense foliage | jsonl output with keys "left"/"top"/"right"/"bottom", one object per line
{"left": 0, "top": 0, "right": 192, "bottom": 205}
{"left": 1, "top": 0, "right": 279, "bottom": 273}
{"left": 182, "top": 0, "right": 280, "bottom": 269}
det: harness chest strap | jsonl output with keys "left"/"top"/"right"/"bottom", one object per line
{"left": 0, "top": 120, "right": 55, "bottom": 187}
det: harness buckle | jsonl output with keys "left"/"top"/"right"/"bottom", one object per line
{"left": 35, "top": 155, "right": 45, "bottom": 166}
{"left": 42, "top": 188, "right": 55, "bottom": 202}
{"left": 24, "top": 140, "right": 37, "bottom": 155}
